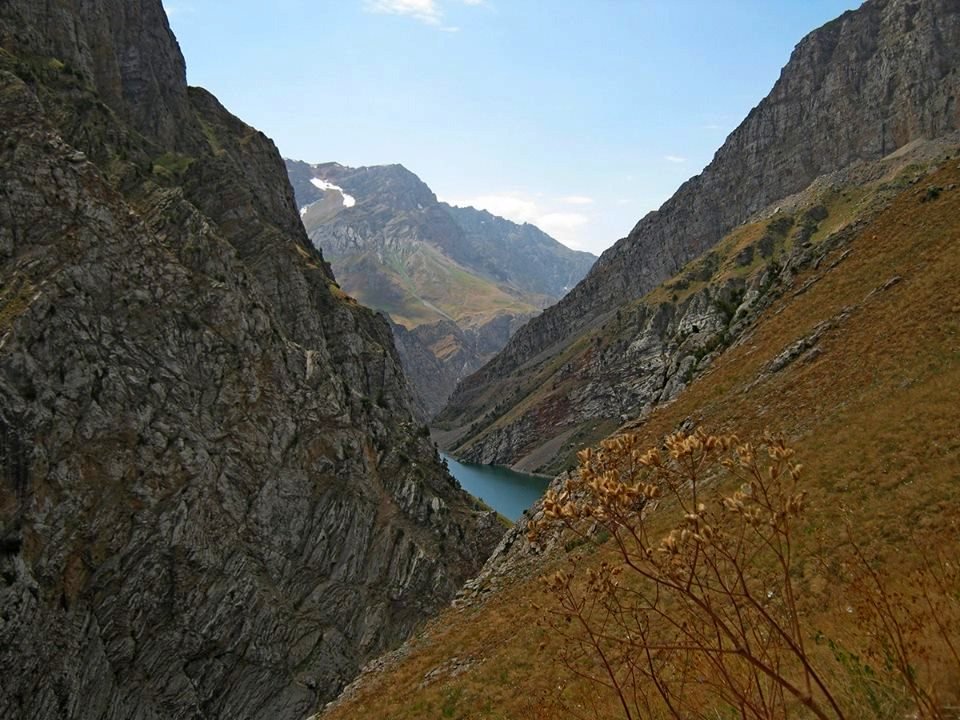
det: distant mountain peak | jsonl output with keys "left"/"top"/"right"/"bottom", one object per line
{"left": 285, "top": 157, "right": 596, "bottom": 417}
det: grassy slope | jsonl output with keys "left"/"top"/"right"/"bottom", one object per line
{"left": 321, "top": 161, "right": 960, "bottom": 719}
{"left": 330, "top": 241, "right": 541, "bottom": 330}
{"left": 445, "top": 159, "right": 940, "bottom": 476}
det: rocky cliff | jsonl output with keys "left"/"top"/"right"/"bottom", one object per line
{"left": 286, "top": 160, "right": 595, "bottom": 419}
{"left": 389, "top": 315, "right": 530, "bottom": 422}
{"left": 0, "top": 3, "right": 503, "bottom": 719}
{"left": 439, "top": 0, "right": 960, "bottom": 467}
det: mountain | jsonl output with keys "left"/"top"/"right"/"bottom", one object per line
{"left": 320, "top": 1, "right": 960, "bottom": 716}
{"left": 285, "top": 160, "right": 596, "bottom": 418}
{"left": 437, "top": 0, "right": 960, "bottom": 472}
{"left": 0, "top": 3, "right": 503, "bottom": 718}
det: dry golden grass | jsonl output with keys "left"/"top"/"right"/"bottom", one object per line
{"left": 532, "top": 429, "right": 959, "bottom": 719}
{"left": 323, "top": 161, "right": 960, "bottom": 719}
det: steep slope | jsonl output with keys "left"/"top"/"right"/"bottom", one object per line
{"left": 286, "top": 160, "right": 595, "bottom": 418}
{"left": 440, "top": 140, "right": 960, "bottom": 473}
{"left": 439, "top": 0, "right": 960, "bottom": 467}
{"left": 0, "top": 3, "right": 503, "bottom": 719}
{"left": 320, "top": 128, "right": 960, "bottom": 720}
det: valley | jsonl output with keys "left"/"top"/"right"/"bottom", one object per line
{"left": 319, "top": 0, "right": 960, "bottom": 716}
{"left": 322, "top": 131, "right": 960, "bottom": 720}
{"left": 1, "top": 0, "right": 959, "bottom": 719}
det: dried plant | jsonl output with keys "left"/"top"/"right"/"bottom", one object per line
{"left": 846, "top": 547, "right": 960, "bottom": 720}
{"left": 531, "top": 430, "right": 959, "bottom": 720}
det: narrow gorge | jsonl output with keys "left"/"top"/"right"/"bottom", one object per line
{"left": 3, "top": 0, "right": 959, "bottom": 718}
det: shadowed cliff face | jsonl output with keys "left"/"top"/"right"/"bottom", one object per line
{"left": 0, "top": 0, "right": 191, "bottom": 147}
{"left": 0, "top": 2, "right": 503, "bottom": 718}
{"left": 440, "top": 0, "right": 960, "bottom": 457}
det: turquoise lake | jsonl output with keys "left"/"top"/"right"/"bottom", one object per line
{"left": 441, "top": 453, "right": 551, "bottom": 522}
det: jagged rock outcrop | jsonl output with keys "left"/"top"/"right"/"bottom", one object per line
{"left": 0, "top": 4, "right": 503, "bottom": 719}
{"left": 439, "top": 0, "right": 960, "bottom": 468}
{"left": 285, "top": 160, "right": 595, "bottom": 419}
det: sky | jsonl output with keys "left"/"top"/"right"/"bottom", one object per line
{"left": 165, "top": 0, "right": 862, "bottom": 255}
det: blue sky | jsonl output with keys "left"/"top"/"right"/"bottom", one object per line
{"left": 165, "top": 0, "right": 861, "bottom": 254}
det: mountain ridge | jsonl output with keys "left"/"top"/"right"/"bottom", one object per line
{"left": 439, "top": 0, "right": 960, "bottom": 465}
{"left": 286, "top": 158, "right": 595, "bottom": 417}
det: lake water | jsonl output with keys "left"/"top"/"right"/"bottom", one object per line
{"left": 441, "top": 453, "right": 551, "bottom": 522}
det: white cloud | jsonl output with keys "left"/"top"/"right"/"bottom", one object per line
{"left": 443, "top": 193, "right": 591, "bottom": 250}
{"left": 664, "top": 155, "right": 687, "bottom": 164}
{"left": 562, "top": 195, "right": 594, "bottom": 206}
{"left": 536, "top": 213, "right": 589, "bottom": 247}
{"left": 365, "top": 0, "right": 442, "bottom": 25}
{"left": 449, "top": 194, "right": 540, "bottom": 224}
{"left": 364, "top": 0, "right": 483, "bottom": 29}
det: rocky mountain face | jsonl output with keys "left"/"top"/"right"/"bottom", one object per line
{"left": 434, "top": 203, "right": 593, "bottom": 301}
{"left": 286, "top": 160, "right": 595, "bottom": 419}
{"left": 442, "top": 138, "right": 960, "bottom": 472}
{"left": 389, "top": 315, "right": 530, "bottom": 421}
{"left": 438, "top": 0, "right": 960, "bottom": 469}
{"left": 0, "top": 3, "right": 504, "bottom": 719}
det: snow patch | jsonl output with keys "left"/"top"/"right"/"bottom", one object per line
{"left": 309, "top": 177, "right": 338, "bottom": 192}
{"left": 310, "top": 177, "right": 356, "bottom": 208}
